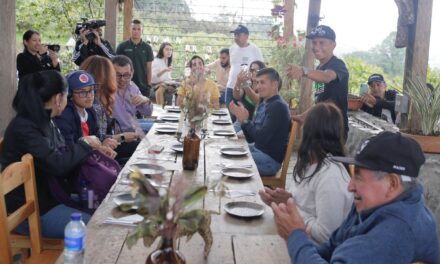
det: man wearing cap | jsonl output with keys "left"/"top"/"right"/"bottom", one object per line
{"left": 286, "top": 25, "right": 349, "bottom": 139}
{"left": 271, "top": 131, "right": 439, "bottom": 263}
{"left": 226, "top": 25, "right": 263, "bottom": 117}
{"left": 55, "top": 70, "right": 117, "bottom": 158}
{"left": 116, "top": 19, "right": 154, "bottom": 97}
{"left": 361, "top": 73, "right": 397, "bottom": 123}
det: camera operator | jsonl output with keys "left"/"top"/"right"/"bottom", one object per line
{"left": 16, "top": 30, "right": 60, "bottom": 80}
{"left": 72, "top": 22, "right": 115, "bottom": 66}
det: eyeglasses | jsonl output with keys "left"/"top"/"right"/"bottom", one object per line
{"left": 116, "top": 73, "right": 132, "bottom": 80}
{"left": 250, "top": 68, "right": 259, "bottom": 73}
{"left": 73, "top": 89, "right": 94, "bottom": 98}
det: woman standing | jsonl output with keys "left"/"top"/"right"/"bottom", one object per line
{"left": 1, "top": 70, "right": 102, "bottom": 238}
{"left": 16, "top": 30, "right": 60, "bottom": 80}
{"left": 152, "top": 42, "right": 174, "bottom": 105}
{"left": 259, "top": 102, "right": 353, "bottom": 244}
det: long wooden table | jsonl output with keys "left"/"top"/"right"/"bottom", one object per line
{"left": 57, "top": 107, "right": 290, "bottom": 264}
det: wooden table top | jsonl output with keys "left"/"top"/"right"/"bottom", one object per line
{"left": 57, "top": 107, "right": 290, "bottom": 264}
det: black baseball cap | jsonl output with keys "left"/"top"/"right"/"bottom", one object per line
{"left": 332, "top": 131, "right": 425, "bottom": 178}
{"left": 306, "top": 25, "right": 336, "bottom": 41}
{"left": 230, "top": 25, "right": 249, "bottom": 35}
{"left": 367, "top": 73, "right": 385, "bottom": 85}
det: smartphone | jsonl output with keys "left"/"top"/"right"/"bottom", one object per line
{"left": 360, "top": 83, "right": 369, "bottom": 96}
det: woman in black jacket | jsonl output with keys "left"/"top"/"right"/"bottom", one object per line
{"left": 16, "top": 30, "right": 60, "bottom": 80}
{"left": 1, "top": 70, "right": 102, "bottom": 238}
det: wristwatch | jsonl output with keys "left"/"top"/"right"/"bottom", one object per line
{"left": 302, "top": 66, "right": 309, "bottom": 77}
{"left": 120, "top": 135, "right": 126, "bottom": 143}
{"left": 241, "top": 119, "right": 250, "bottom": 126}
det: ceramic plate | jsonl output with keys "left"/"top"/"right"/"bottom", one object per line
{"left": 222, "top": 168, "right": 254, "bottom": 179}
{"left": 212, "top": 119, "right": 232, "bottom": 125}
{"left": 166, "top": 106, "right": 181, "bottom": 113}
{"left": 214, "top": 130, "right": 236, "bottom": 137}
{"left": 129, "top": 163, "right": 166, "bottom": 176}
{"left": 155, "top": 126, "right": 178, "bottom": 134}
{"left": 170, "top": 143, "right": 183, "bottom": 153}
{"left": 224, "top": 201, "right": 264, "bottom": 218}
{"left": 113, "top": 193, "right": 141, "bottom": 207}
{"left": 220, "top": 146, "right": 248, "bottom": 156}
{"left": 211, "top": 110, "right": 228, "bottom": 116}
{"left": 160, "top": 115, "right": 179, "bottom": 122}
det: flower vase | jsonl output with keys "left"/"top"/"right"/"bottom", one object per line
{"left": 182, "top": 128, "right": 200, "bottom": 170}
{"left": 146, "top": 238, "right": 186, "bottom": 264}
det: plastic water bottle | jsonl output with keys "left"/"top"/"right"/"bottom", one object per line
{"left": 64, "top": 212, "right": 86, "bottom": 264}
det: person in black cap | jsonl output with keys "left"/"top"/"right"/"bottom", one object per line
{"left": 225, "top": 24, "right": 263, "bottom": 119}
{"left": 271, "top": 131, "right": 439, "bottom": 263}
{"left": 286, "top": 25, "right": 349, "bottom": 140}
{"left": 360, "top": 73, "right": 397, "bottom": 123}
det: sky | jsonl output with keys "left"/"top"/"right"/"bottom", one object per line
{"left": 188, "top": 0, "right": 440, "bottom": 68}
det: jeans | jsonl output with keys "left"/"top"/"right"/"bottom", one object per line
{"left": 15, "top": 204, "right": 92, "bottom": 239}
{"left": 249, "top": 144, "right": 281, "bottom": 176}
{"left": 225, "top": 88, "right": 236, "bottom": 122}
{"left": 219, "top": 90, "right": 226, "bottom": 106}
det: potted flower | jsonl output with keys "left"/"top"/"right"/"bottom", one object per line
{"left": 402, "top": 77, "right": 440, "bottom": 153}
{"left": 117, "top": 170, "right": 213, "bottom": 263}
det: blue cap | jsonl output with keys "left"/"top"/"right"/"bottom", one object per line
{"left": 230, "top": 25, "right": 249, "bottom": 35}
{"left": 66, "top": 70, "right": 96, "bottom": 93}
{"left": 71, "top": 212, "right": 82, "bottom": 221}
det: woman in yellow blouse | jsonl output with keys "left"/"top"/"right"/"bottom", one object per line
{"left": 177, "top": 55, "right": 220, "bottom": 109}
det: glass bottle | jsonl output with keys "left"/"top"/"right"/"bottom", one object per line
{"left": 146, "top": 238, "right": 186, "bottom": 264}
{"left": 182, "top": 128, "right": 200, "bottom": 170}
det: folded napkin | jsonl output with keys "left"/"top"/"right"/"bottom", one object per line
{"left": 103, "top": 214, "right": 143, "bottom": 227}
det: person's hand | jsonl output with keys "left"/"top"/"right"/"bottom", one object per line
{"left": 236, "top": 70, "right": 250, "bottom": 86}
{"left": 228, "top": 101, "right": 249, "bottom": 123}
{"left": 259, "top": 187, "right": 292, "bottom": 206}
{"left": 98, "top": 145, "right": 117, "bottom": 159}
{"left": 82, "top": 135, "right": 102, "bottom": 150}
{"left": 47, "top": 50, "right": 59, "bottom": 66}
{"left": 38, "top": 44, "right": 48, "bottom": 55}
{"left": 286, "top": 64, "right": 304, "bottom": 80}
{"left": 271, "top": 198, "right": 306, "bottom": 240}
{"left": 79, "top": 28, "right": 89, "bottom": 45}
{"left": 131, "top": 95, "right": 150, "bottom": 106}
{"left": 360, "top": 93, "right": 376, "bottom": 108}
{"left": 291, "top": 114, "right": 305, "bottom": 125}
{"left": 122, "top": 132, "right": 140, "bottom": 143}
{"left": 92, "top": 30, "right": 103, "bottom": 47}
{"left": 102, "top": 137, "right": 118, "bottom": 149}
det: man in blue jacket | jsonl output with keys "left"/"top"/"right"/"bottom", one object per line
{"left": 272, "top": 131, "right": 439, "bottom": 263}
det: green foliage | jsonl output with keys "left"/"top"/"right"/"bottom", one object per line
{"left": 428, "top": 66, "right": 440, "bottom": 87}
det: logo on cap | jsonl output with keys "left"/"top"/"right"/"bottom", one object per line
{"left": 357, "top": 139, "right": 370, "bottom": 154}
{"left": 79, "top": 74, "right": 89, "bottom": 83}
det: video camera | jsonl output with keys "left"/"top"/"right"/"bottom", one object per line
{"left": 75, "top": 17, "right": 106, "bottom": 42}
{"left": 47, "top": 44, "right": 60, "bottom": 52}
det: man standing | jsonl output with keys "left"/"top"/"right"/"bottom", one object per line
{"left": 226, "top": 25, "right": 263, "bottom": 110}
{"left": 205, "top": 48, "right": 231, "bottom": 106}
{"left": 116, "top": 19, "right": 154, "bottom": 97}
{"left": 272, "top": 131, "right": 439, "bottom": 263}
{"left": 229, "top": 68, "right": 290, "bottom": 176}
{"left": 72, "top": 22, "right": 115, "bottom": 66}
{"left": 361, "top": 73, "right": 397, "bottom": 123}
{"left": 287, "top": 25, "right": 349, "bottom": 139}
{"left": 111, "top": 55, "right": 153, "bottom": 133}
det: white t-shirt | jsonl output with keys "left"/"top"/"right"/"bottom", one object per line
{"left": 226, "top": 42, "right": 263, "bottom": 89}
{"left": 152, "top": 57, "right": 172, "bottom": 84}
{"left": 289, "top": 158, "right": 353, "bottom": 244}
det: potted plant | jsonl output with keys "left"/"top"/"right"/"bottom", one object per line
{"left": 401, "top": 77, "right": 440, "bottom": 153}
{"left": 117, "top": 170, "right": 213, "bottom": 263}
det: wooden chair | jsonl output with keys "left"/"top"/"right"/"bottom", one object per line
{"left": 262, "top": 121, "right": 298, "bottom": 189}
{"left": 0, "top": 154, "right": 61, "bottom": 264}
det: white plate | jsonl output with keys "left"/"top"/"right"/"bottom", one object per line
{"left": 129, "top": 163, "right": 166, "bottom": 175}
{"left": 211, "top": 110, "right": 228, "bottom": 116}
{"left": 170, "top": 143, "right": 183, "bottom": 153}
{"left": 166, "top": 106, "right": 181, "bottom": 113}
{"left": 220, "top": 146, "right": 248, "bottom": 156}
{"left": 156, "top": 127, "right": 178, "bottom": 134}
{"left": 214, "top": 130, "right": 235, "bottom": 136}
{"left": 212, "top": 119, "right": 232, "bottom": 125}
{"left": 224, "top": 201, "right": 265, "bottom": 218}
{"left": 113, "top": 193, "right": 140, "bottom": 207}
{"left": 160, "top": 115, "right": 179, "bottom": 122}
{"left": 222, "top": 167, "right": 254, "bottom": 179}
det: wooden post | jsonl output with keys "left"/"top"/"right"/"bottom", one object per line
{"left": 298, "top": 0, "right": 321, "bottom": 114}
{"left": 283, "top": 0, "right": 294, "bottom": 40}
{"left": 402, "top": 0, "right": 433, "bottom": 131}
{"left": 122, "top": 0, "right": 133, "bottom": 41}
{"left": 104, "top": 0, "right": 118, "bottom": 49}
{"left": 0, "top": 0, "right": 16, "bottom": 135}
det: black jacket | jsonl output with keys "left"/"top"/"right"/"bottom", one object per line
{"left": 16, "top": 49, "right": 61, "bottom": 79}
{"left": 361, "top": 90, "right": 397, "bottom": 123}
{"left": 0, "top": 115, "right": 92, "bottom": 215}
{"left": 54, "top": 101, "right": 99, "bottom": 145}
{"left": 72, "top": 39, "right": 115, "bottom": 66}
